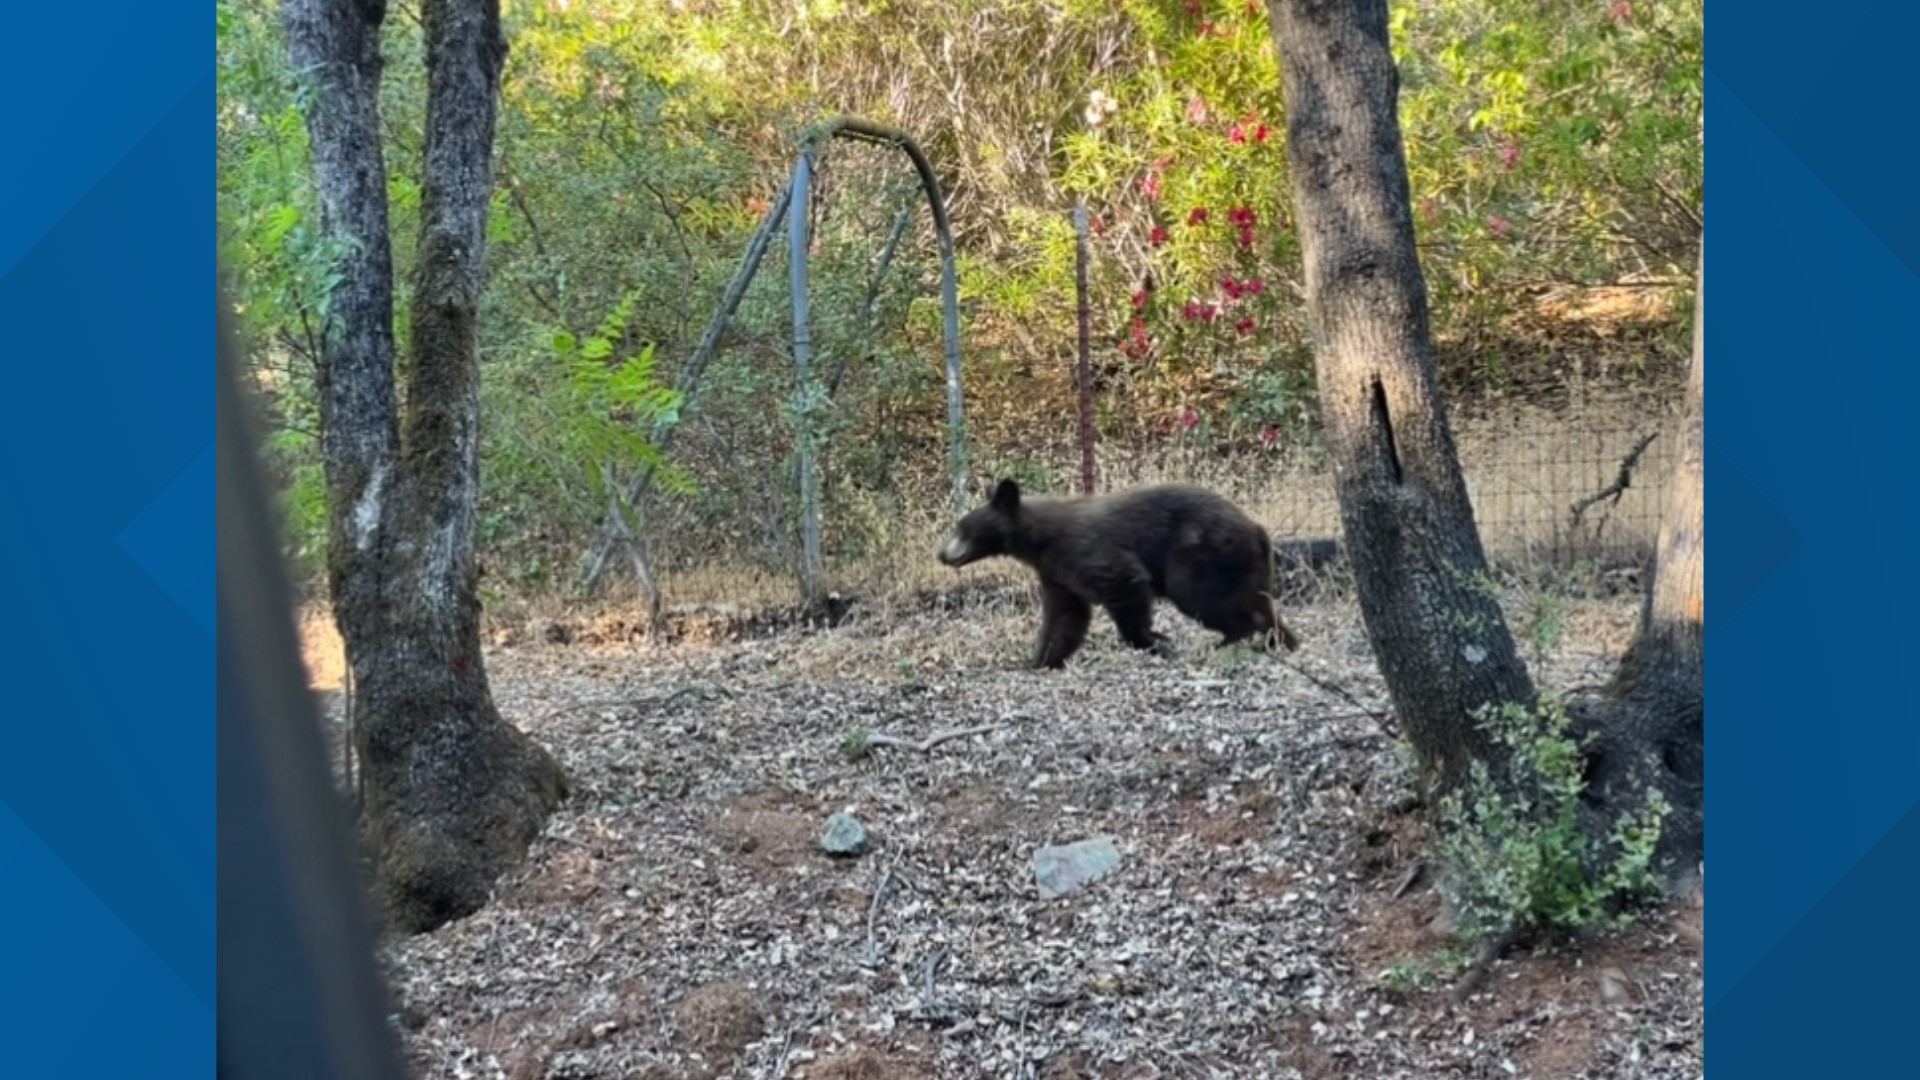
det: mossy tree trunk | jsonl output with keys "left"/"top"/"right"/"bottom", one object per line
{"left": 285, "top": 0, "right": 567, "bottom": 935}
{"left": 1265, "top": 0, "right": 1537, "bottom": 790}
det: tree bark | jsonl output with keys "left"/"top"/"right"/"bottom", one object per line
{"left": 1267, "top": 0, "right": 1536, "bottom": 789}
{"left": 1570, "top": 244, "right": 1705, "bottom": 879}
{"left": 286, "top": 0, "right": 566, "bottom": 935}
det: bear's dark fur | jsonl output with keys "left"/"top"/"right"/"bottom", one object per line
{"left": 937, "top": 479, "right": 1303, "bottom": 669}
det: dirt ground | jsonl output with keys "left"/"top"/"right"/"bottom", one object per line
{"left": 306, "top": 583, "right": 1702, "bottom": 1080}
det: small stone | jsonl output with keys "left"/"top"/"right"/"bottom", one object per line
{"left": 1033, "top": 836, "right": 1122, "bottom": 900}
{"left": 820, "top": 811, "right": 870, "bottom": 856}
{"left": 1597, "top": 966, "right": 1635, "bottom": 1006}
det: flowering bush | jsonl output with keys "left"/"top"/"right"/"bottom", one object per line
{"left": 1052, "top": 0, "right": 1699, "bottom": 447}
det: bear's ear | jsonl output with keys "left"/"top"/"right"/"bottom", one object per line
{"left": 991, "top": 478, "right": 1022, "bottom": 513}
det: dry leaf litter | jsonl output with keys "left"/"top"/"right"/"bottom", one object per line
{"left": 316, "top": 584, "right": 1701, "bottom": 1080}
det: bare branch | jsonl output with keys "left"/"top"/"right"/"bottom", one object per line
{"left": 1570, "top": 432, "right": 1659, "bottom": 520}
{"left": 864, "top": 859, "right": 895, "bottom": 967}
{"left": 865, "top": 724, "right": 1001, "bottom": 754}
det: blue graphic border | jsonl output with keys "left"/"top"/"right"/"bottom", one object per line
{"left": 1, "top": 1, "right": 1912, "bottom": 1075}
{"left": 1710, "top": 0, "right": 1920, "bottom": 1073}
{"left": 0, "top": 7, "right": 213, "bottom": 1075}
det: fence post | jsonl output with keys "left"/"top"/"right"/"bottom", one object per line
{"left": 787, "top": 149, "right": 824, "bottom": 600}
{"left": 1073, "top": 199, "right": 1097, "bottom": 496}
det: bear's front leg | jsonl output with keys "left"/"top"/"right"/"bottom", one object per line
{"left": 1036, "top": 582, "right": 1093, "bottom": 669}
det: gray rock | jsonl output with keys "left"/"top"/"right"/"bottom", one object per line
{"left": 1033, "top": 836, "right": 1122, "bottom": 899}
{"left": 1597, "top": 966, "right": 1636, "bottom": 1006}
{"left": 820, "top": 811, "right": 870, "bottom": 856}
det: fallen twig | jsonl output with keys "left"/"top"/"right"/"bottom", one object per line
{"left": 1282, "top": 660, "right": 1399, "bottom": 739}
{"left": 1451, "top": 927, "right": 1520, "bottom": 1004}
{"left": 867, "top": 724, "right": 1001, "bottom": 753}
{"left": 914, "top": 948, "right": 968, "bottom": 1026}
{"left": 865, "top": 859, "right": 895, "bottom": 967}
{"left": 533, "top": 685, "right": 724, "bottom": 727}
{"left": 1391, "top": 861, "right": 1425, "bottom": 900}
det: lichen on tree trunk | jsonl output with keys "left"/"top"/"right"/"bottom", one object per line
{"left": 286, "top": 0, "right": 567, "bottom": 935}
{"left": 1266, "top": 0, "right": 1537, "bottom": 791}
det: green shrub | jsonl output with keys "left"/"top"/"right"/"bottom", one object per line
{"left": 1434, "top": 697, "right": 1668, "bottom": 943}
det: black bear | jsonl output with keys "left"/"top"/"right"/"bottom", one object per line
{"left": 937, "top": 479, "right": 1303, "bottom": 669}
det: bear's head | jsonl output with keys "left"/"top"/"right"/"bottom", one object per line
{"left": 937, "top": 478, "right": 1023, "bottom": 567}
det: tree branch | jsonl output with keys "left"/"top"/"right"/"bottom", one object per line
{"left": 1570, "top": 432, "right": 1659, "bottom": 520}
{"left": 865, "top": 724, "right": 1001, "bottom": 753}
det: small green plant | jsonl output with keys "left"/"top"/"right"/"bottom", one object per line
{"left": 1210, "top": 639, "right": 1259, "bottom": 675}
{"left": 840, "top": 726, "right": 873, "bottom": 762}
{"left": 1435, "top": 697, "right": 1668, "bottom": 944}
{"left": 1524, "top": 582, "right": 1569, "bottom": 665}
{"left": 551, "top": 289, "right": 694, "bottom": 499}
{"left": 1377, "top": 945, "right": 1474, "bottom": 996}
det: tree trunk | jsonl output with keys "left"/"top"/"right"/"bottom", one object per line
{"left": 1267, "top": 0, "right": 1536, "bottom": 789}
{"left": 1571, "top": 245, "right": 1705, "bottom": 879}
{"left": 286, "top": 0, "right": 566, "bottom": 936}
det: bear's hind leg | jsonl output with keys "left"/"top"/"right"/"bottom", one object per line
{"left": 1194, "top": 591, "right": 1301, "bottom": 654}
{"left": 1254, "top": 591, "right": 1302, "bottom": 652}
{"left": 1105, "top": 591, "right": 1172, "bottom": 657}
{"left": 1036, "top": 582, "right": 1093, "bottom": 669}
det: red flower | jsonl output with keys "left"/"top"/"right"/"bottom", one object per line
{"left": 1180, "top": 407, "right": 1200, "bottom": 430}
{"left": 1236, "top": 224, "right": 1256, "bottom": 248}
{"left": 1150, "top": 225, "right": 1170, "bottom": 248}
{"left": 1243, "top": 277, "right": 1265, "bottom": 295}
{"left": 1187, "top": 206, "right": 1211, "bottom": 226}
{"left": 1228, "top": 124, "right": 1247, "bottom": 145}
{"left": 1486, "top": 214, "right": 1512, "bottom": 238}
{"left": 1131, "top": 290, "right": 1148, "bottom": 311}
{"left": 1221, "top": 276, "right": 1244, "bottom": 299}
{"left": 1253, "top": 123, "right": 1270, "bottom": 144}
{"left": 1227, "top": 205, "right": 1256, "bottom": 227}
{"left": 1180, "top": 300, "right": 1220, "bottom": 323}
{"left": 1234, "top": 317, "right": 1255, "bottom": 337}
{"left": 1092, "top": 215, "right": 1108, "bottom": 236}
{"left": 1260, "top": 424, "right": 1278, "bottom": 446}
{"left": 1498, "top": 139, "right": 1520, "bottom": 170}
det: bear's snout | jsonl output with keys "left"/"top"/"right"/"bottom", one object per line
{"left": 938, "top": 536, "right": 972, "bottom": 566}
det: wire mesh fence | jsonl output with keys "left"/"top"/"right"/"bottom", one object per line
{"left": 625, "top": 384, "right": 1687, "bottom": 609}
{"left": 1248, "top": 392, "right": 1684, "bottom": 575}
